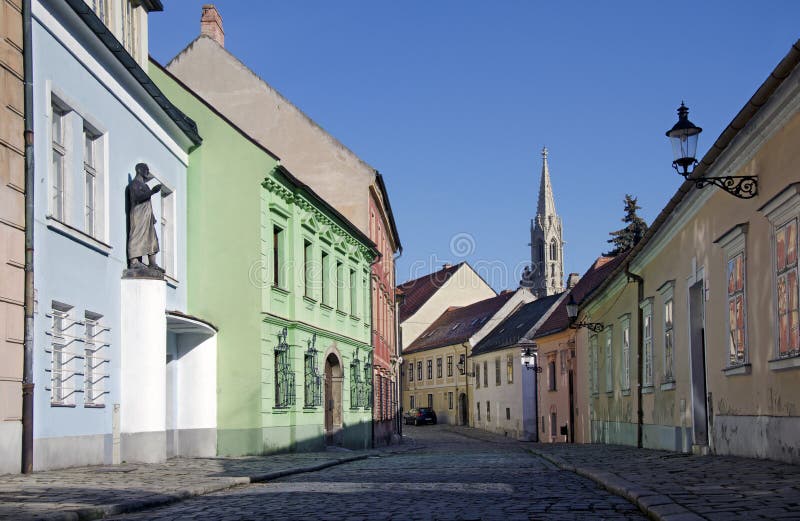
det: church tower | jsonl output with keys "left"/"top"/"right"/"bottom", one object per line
{"left": 523, "top": 147, "right": 564, "bottom": 298}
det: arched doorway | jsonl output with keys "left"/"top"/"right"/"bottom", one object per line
{"left": 459, "top": 393, "right": 468, "bottom": 426}
{"left": 324, "top": 353, "right": 343, "bottom": 446}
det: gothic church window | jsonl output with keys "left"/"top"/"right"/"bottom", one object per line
{"left": 550, "top": 239, "right": 558, "bottom": 261}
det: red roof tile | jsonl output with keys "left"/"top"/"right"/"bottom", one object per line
{"left": 534, "top": 254, "right": 628, "bottom": 338}
{"left": 404, "top": 291, "right": 517, "bottom": 354}
{"left": 397, "top": 263, "right": 464, "bottom": 322}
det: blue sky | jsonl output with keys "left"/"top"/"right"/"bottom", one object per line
{"left": 150, "top": 1, "right": 800, "bottom": 290}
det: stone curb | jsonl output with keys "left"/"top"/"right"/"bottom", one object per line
{"left": 29, "top": 449, "right": 410, "bottom": 521}
{"left": 528, "top": 448, "right": 705, "bottom": 521}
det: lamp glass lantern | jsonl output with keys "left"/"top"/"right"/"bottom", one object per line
{"left": 566, "top": 294, "right": 578, "bottom": 322}
{"left": 666, "top": 102, "right": 702, "bottom": 176}
{"left": 520, "top": 342, "right": 538, "bottom": 371}
{"left": 456, "top": 354, "right": 466, "bottom": 375}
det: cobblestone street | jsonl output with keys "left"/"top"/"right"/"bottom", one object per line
{"left": 109, "top": 426, "right": 645, "bottom": 521}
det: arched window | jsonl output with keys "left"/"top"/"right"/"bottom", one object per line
{"left": 549, "top": 239, "right": 558, "bottom": 261}
{"left": 537, "top": 240, "right": 545, "bottom": 262}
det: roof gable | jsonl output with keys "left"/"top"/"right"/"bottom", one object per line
{"left": 397, "top": 263, "right": 465, "bottom": 322}
{"left": 472, "top": 293, "right": 562, "bottom": 355}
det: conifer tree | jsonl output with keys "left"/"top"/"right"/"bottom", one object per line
{"left": 606, "top": 194, "right": 648, "bottom": 256}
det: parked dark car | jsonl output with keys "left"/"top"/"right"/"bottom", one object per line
{"left": 404, "top": 407, "right": 437, "bottom": 425}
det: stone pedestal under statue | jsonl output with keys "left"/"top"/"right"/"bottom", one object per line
{"left": 120, "top": 275, "right": 166, "bottom": 464}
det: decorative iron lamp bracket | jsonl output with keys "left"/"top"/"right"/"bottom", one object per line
{"left": 569, "top": 321, "right": 605, "bottom": 333}
{"left": 675, "top": 165, "right": 758, "bottom": 200}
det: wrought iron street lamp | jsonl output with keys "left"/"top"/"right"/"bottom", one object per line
{"left": 566, "top": 294, "right": 604, "bottom": 332}
{"left": 520, "top": 340, "right": 542, "bottom": 373}
{"left": 666, "top": 102, "right": 757, "bottom": 199}
{"left": 456, "top": 353, "right": 474, "bottom": 377}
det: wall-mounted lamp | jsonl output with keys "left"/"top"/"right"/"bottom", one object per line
{"left": 566, "top": 294, "right": 604, "bottom": 332}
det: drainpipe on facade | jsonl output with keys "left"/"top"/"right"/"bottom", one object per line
{"left": 461, "top": 342, "right": 470, "bottom": 427}
{"left": 393, "top": 257, "right": 403, "bottom": 440}
{"left": 21, "top": 0, "right": 35, "bottom": 474}
{"left": 625, "top": 263, "right": 644, "bottom": 449}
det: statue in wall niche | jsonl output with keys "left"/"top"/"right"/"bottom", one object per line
{"left": 124, "top": 162, "right": 164, "bottom": 278}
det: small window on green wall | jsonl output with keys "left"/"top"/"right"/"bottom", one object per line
{"left": 336, "top": 261, "right": 344, "bottom": 310}
{"left": 273, "top": 226, "right": 283, "bottom": 288}
{"left": 321, "top": 251, "right": 329, "bottom": 305}
{"left": 350, "top": 269, "right": 358, "bottom": 316}
{"left": 304, "top": 240, "right": 313, "bottom": 298}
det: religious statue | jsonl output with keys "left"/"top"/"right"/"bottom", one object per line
{"left": 125, "top": 163, "right": 163, "bottom": 275}
{"left": 520, "top": 265, "right": 535, "bottom": 289}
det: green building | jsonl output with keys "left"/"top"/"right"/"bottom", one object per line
{"left": 151, "top": 61, "right": 376, "bottom": 456}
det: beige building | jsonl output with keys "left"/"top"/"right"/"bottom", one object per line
{"left": 0, "top": 0, "right": 25, "bottom": 475}
{"left": 580, "top": 39, "right": 800, "bottom": 462}
{"left": 471, "top": 293, "right": 564, "bottom": 440}
{"left": 398, "top": 262, "right": 496, "bottom": 349}
{"left": 402, "top": 290, "right": 533, "bottom": 425}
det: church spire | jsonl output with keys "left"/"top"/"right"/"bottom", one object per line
{"left": 536, "top": 146, "right": 557, "bottom": 219}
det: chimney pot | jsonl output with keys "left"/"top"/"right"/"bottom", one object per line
{"left": 201, "top": 4, "right": 224, "bottom": 47}
{"left": 567, "top": 273, "right": 581, "bottom": 289}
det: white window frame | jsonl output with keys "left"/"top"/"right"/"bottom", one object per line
{"left": 619, "top": 314, "right": 631, "bottom": 391}
{"left": 659, "top": 281, "right": 675, "bottom": 385}
{"left": 605, "top": 325, "right": 613, "bottom": 393}
{"left": 640, "top": 298, "right": 654, "bottom": 388}
{"left": 51, "top": 103, "right": 67, "bottom": 222}
{"left": 49, "top": 302, "right": 75, "bottom": 406}
{"left": 715, "top": 224, "right": 750, "bottom": 371}
{"left": 759, "top": 185, "right": 800, "bottom": 370}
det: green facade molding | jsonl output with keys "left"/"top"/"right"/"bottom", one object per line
{"left": 151, "top": 61, "right": 375, "bottom": 456}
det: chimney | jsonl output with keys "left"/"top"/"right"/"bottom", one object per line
{"left": 442, "top": 263, "right": 452, "bottom": 269}
{"left": 201, "top": 5, "right": 224, "bottom": 47}
{"left": 567, "top": 273, "right": 580, "bottom": 289}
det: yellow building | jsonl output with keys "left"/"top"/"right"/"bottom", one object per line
{"left": 402, "top": 290, "right": 532, "bottom": 425}
{"left": 578, "top": 39, "right": 800, "bottom": 462}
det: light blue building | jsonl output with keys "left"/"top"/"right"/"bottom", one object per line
{"left": 30, "top": 0, "right": 216, "bottom": 470}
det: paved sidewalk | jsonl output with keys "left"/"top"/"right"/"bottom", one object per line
{"left": 440, "top": 425, "right": 800, "bottom": 521}
{"left": 530, "top": 443, "right": 800, "bottom": 521}
{"left": 0, "top": 444, "right": 414, "bottom": 521}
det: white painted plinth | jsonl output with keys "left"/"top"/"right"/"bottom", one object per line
{"left": 120, "top": 278, "right": 166, "bottom": 441}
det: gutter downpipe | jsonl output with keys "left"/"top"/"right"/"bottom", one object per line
{"left": 625, "top": 262, "right": 644, "bottom": 449}
{"left": 21, "top": 0, "right": 35, "bottom": 474}
{"left": 393, "top": 249, "right": 402, "bottom": 440}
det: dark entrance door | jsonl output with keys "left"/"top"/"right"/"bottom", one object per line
{"left": 689, "top": 280, "right": 709, "bottom": 449}
{"left": 324, "top": 353, "right": 343, "bottom": 446}
{"left": 459, "top": 393, "right": 468, "bottom": 425}
{"left": 568, "top": 369, "right": 575, "bottom": 443}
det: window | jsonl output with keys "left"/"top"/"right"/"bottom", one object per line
{"left": 476, "top": 402, "right": 481, "bottom": 421}
{"left": 776, "top": 220, "right": 799, "bottom": 357}
{"left": 716, "top": 224, "right": 749, "bottom": 366}
{"left": 548, "top": 358, "right": 557, "bottom": 391}
{"left": 49, "top": 302, "right": 74, "bottom": 405}
{"left": 160, "top": 187, "right": 175, "bottom": 278}
{"left": 408, "top": 360, "right": 414, "bottom": 382}
{"left": 321, "top": 251, "right": 329, "bottom": 305}
{"left": 272, "top": 226, "right": 283, "bottom": 288}
{"left": 446, "top": 355, "right": 453, "bottom": 377}
{"left": 350, "top": 356, "right": 364, "bottom": 409}
{"left": 486, "top": 401, "right": 491, "bottom": 422}
{"left": 436, "top": 357, "right": 442, "bottom": 378}
{"left": 83, "top": 129, "right": 98, "bottom": 236}
{"left": 426, "top": 359, "right": 433, "bottom": 380}
{"left": 448, "top": 392, "right": 453, "bottom": 409}
{"left": 336, "top": 261, "right": 344, "bottom": 310}
{"left": 427, "top": 393, "right": 433, "bottom": 408}
{"left": 495, "top": 357, "right": 501, "bottom": 386}
{"left": 590, "top": 334, "right": 598, "bottom": 395}
{"left": 507, "top": 355, "right": 514, "bottom": 384}
{"left": 605, "top": 326, "right": 613, "bottom": 392}
{"left": 642, "top": 299, "right": 654, "bottom": 387}
{"left": 417, "top": 361, "right": 422, "bottom": 381}
{"left": 274, "top": 330, "right": 295, "bottom": 408}
{"left": 51, "top": 104, "right": 66, "bottom": 221}
{"left": 560, "top": 349, "right": 567, "bottom": 375}
{"left": 537, "top": 240, "right": 544, "bottom": 262}
{"left": 350, "top": 269, "right": 358, "bottom": 316}
{"left": 304, "top": 351, "right": 321, "bottom": 407}
{"left": 475, "top": 362, "right": 481, "bottom": 388}
{"left": 550, "top": 412, "right": 557, "bottom": 437}
{"left": 549, "top": 239, "right": 558, "bottom": 261}
{"left": 304, "top": 240, "right": 313, "bottom": 298}
{"left": 84, "top": 311, "right": 107, "bottom": 407}
{"left": 483, "top": 361, "right": 488, "bottom": 387}
{"left": 621, "top": 315, "right": 631, "bottom": 391}
{"left": 506, "top": 407, "right": 510, "bottom": 420}
{"left": 664, "top": 299, "right": 674, "bottom": 382}
{"left": 410, "top": 395, "right": 415, "bottom": 409}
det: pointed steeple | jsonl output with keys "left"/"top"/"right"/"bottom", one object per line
{"left": 536, "top": 147, "right": 557, "bottom": 219}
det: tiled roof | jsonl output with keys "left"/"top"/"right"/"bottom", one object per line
{"left": 404, "top": 292, "right": 517, "bottom": 354}
{"left": 534, "top": 254, "right": 628, "bottom": 338}
{"left": 472, "top": 293, "right": 563, "bottom": 355}
{"left": 397, "top": 263, "right": 464, "bottom": 322}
